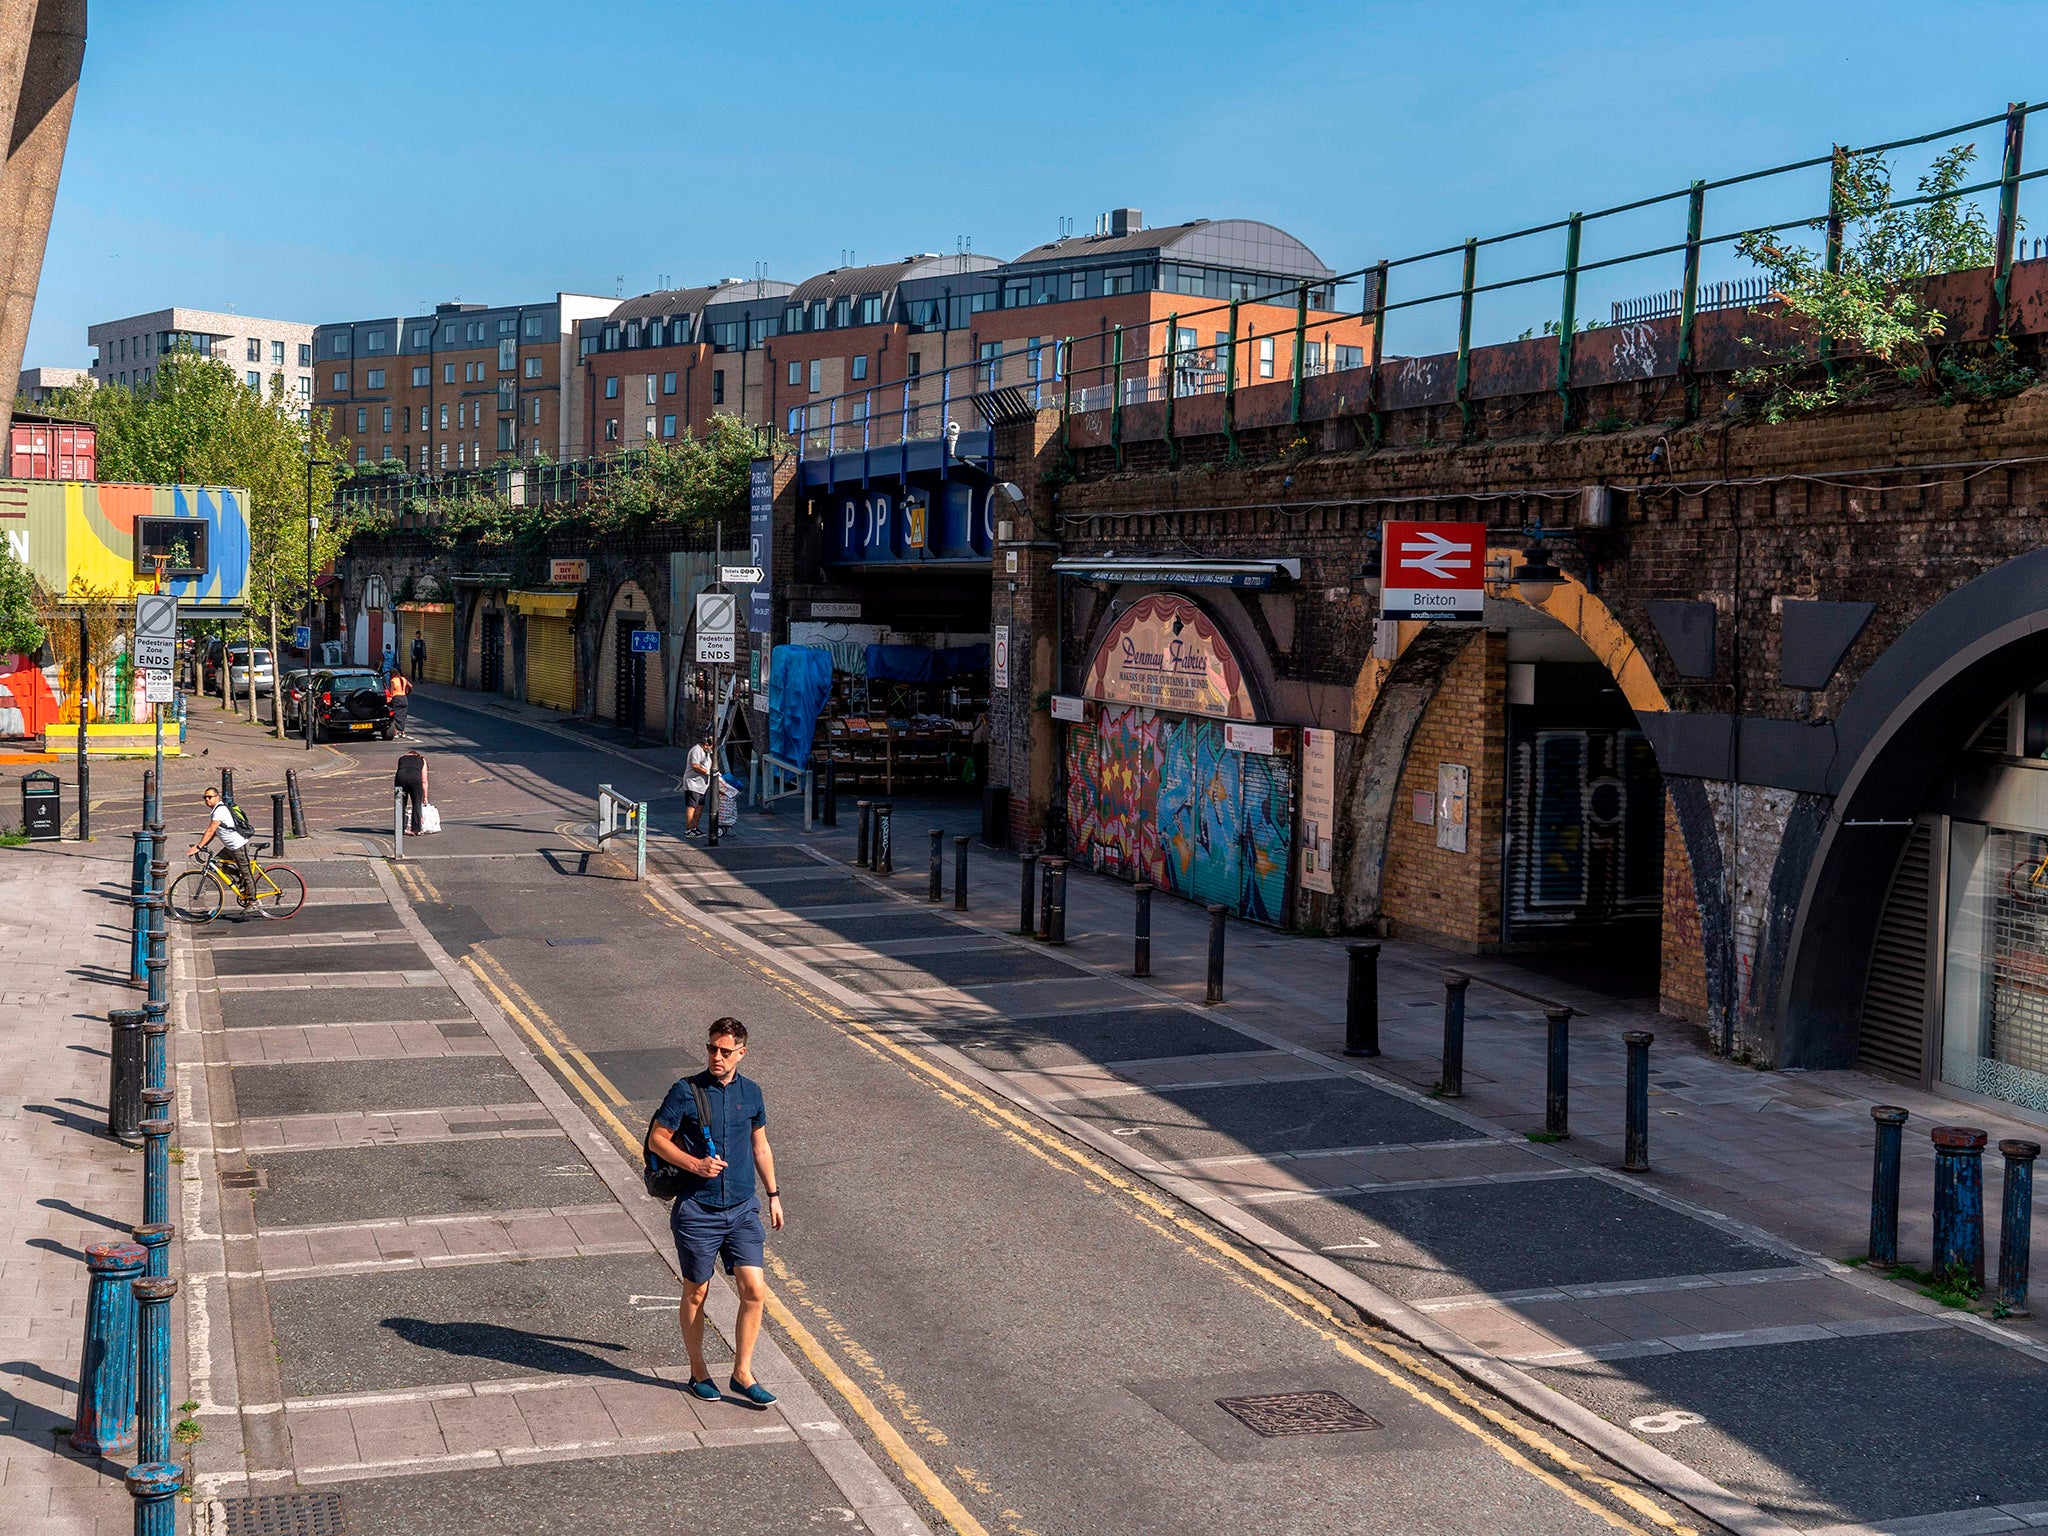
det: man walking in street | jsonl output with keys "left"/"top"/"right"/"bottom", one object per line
{"left": 646, "top": 1017, "right": 784, "bottom": 1406}
{"left": 683, "top": 732, "right": 715, "bottom": 838}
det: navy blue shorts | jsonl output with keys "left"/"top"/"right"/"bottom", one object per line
{"left": 671, "top": 1196, "right": 765, "bottom": 1282}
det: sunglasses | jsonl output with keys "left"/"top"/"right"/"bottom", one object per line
{"left": 707, "top": 1043, "right": 742, "bottom": 1057}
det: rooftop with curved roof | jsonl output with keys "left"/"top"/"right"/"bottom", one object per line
{"left": 1004, "top": 218, "right": 1334, "bottom": 281}
{"left": 785, "top": 253, "right": 1001, "bottom": 306}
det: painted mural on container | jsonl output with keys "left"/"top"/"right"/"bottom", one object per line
{"left": 1067, "top": 703, "right": 1294, "bottom": 924}
{"left": 4, "top": 479, "right": 250, "bottom": 609}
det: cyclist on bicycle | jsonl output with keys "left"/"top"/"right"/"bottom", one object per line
{"left": 189, "top": 786, "right": 256, "bottom": 905}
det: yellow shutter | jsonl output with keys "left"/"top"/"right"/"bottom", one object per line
{"left": 524, "top": 615, "right": 577, "bottom": 712}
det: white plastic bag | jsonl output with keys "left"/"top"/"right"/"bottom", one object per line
{"left": 420, "top": 802, "right": 442, "bottom": 834}
{"left": 717, "top": 776, "right": 739, "bottom": 830}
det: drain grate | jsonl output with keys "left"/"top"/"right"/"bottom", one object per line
{"left": 1216, "top": 1390, "right": 1383, "bottom": 1438}
{"left": 216, "top": 1490, "right": 348, "bottom": 1534}
{"left": 220, "top": 1168, "right": 267, "bottom": 1190}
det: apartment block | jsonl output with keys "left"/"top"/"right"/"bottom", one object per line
{"left": 88, "top": 306, "right": 317, "bottom": 401}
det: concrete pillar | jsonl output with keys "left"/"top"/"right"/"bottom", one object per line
{"left": 988, "top": 409, "right": 1064, "bottom": 852}
{"left": 0, "top": 1, "right": 84, "bottom": 430}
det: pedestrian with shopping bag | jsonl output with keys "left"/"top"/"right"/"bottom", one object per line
{"left": 394, "top": 748, "right": 429, "bottom": 835}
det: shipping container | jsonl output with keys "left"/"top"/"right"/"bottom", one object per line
{"left": 7, "top": 416, "right": 96, "bottom": 480}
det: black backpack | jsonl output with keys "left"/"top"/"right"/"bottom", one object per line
{"left": 225, "top": 801, "right": 255, "bottom": 837}
{"left": 642, "top": 1078, "right": 713, "bottom": 1201}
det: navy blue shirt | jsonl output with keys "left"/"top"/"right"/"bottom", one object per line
{"left": 652, "top": 1069, "right": 767, "bottom": 1211}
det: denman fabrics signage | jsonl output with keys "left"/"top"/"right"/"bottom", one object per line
{"left": 1082, "top": 594, "right": 1257, "bottom": 721}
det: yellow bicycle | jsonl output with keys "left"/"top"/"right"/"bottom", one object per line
{"left": 167, "top": 845, "right": 306, "bottom": 922}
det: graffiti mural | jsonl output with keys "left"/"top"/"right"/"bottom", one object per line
{"left": 1068, "top": 704, "right": 1295, "bottom": 925}
{"left": 6, "top": 479, "right": 250, "bottom": 609}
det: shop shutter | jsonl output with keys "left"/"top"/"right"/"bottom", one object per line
{"left": 421, "top": 611, "right": 455, "bottom": 684}
{"left": 1857, "top": 821, "right": 1934, "bottom": 1082}
{"left": 525, "top": 616, "right": 577, "bottom": 712}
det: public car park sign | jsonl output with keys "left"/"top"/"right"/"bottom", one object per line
{"left": 1379, "top": 521, "right": 1486, "bottom": 623}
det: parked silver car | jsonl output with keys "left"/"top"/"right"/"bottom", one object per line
{"left": 225, "top": 643, "right": 275, "bottom": 697}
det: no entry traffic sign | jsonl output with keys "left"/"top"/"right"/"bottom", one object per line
{"left": 1379, "top": 521, "right": 1485, "bottom": 623}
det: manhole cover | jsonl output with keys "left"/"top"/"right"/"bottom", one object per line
{"left": 216, "top": 1490, "right": 348, "bottom": 1534}
{"left": 1216, "top": 1390, "right": 1383, "bottom": 1438}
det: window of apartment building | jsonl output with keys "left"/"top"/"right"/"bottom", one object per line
{"left": 783, "top": 304, "right": 803, "bottom": 334}
{"left": 810, "top": 300, "right": 827, "bottom": 330}
{"left": 711, "top": 371, "right": 724, "bottom": 405}
{"left": 246, "top": 338, "right": 261, "bottom": 362}
{"left": 297, "top": 376, "right": 310, "bottom": 397}
{"left": 412, "top": 366, "right": 429, "bottom": 387}
{"left": 356, "top": 446, "right": 367, "bottom": 463}
{"left": 662, "top": 415, "right": 676, "bottom": 438}
{"left": 498, "top": 317, "right": 516, "bottom": 336}
{"left": 978, "top": 341, "right": 1002, "bottom": 385}
{"left": 333, "top": 334, "right": 350, "bottom": 355}
{"left": 645, "top": 416, "right": 657, "bottom": 439}
{"left": 832, "top": 297, "right": 851, "bottom": 328}
{"left": 1105, "top": 268, "right": 1134, "bottom": 296}
{"left": 498, "top": 339, "right": 516, "bottom": 372}
{"left": 498, "top": 420, "right": 514, "bottom": 452}
{"left": 355, "top": 407, "right": 368, "bottom": 431}
{"left": 366, "top": 368, "right": 386, "bottom": 388}
{"left": 498, "top": 381, "right": 515, "bottom": 411}
{"left": 649, "top": 319, "right": 666, "bottom": 347}
{"left": 401, "top": 407, "right": 411, "bottom": 431}
{"left": 417, "top": 444, "right": 428, "bottom": 469}
{"left": 1003, "top": 280, "right": 1028, "bottom": 309}
{"left": 439, "top": 403, "right": 449, "bottom": 429}
{"left": 441, "top": 363, "right": 455, "bottom": 384}
{"left": 808, "top": 360, "right": 821, "bottom": 394}
{"left": 530, "top": 398, "right": 541, "bottom": 424}
{"left": 382, "top": 445, "right": 395, "bottom": 461}
{"left": 605, "top": 377, "right": 619, "bottom": 399}
{"left": 525, "top": 357, "right": 541, "bottom": 378}
{"left": 439, "top": 442, "right": 449, "bottom": 468}
{"left": 468, "top": 362, "right": 483, "bottom": 383}
{"left": 860, "top": 295, "right": 882, "bottom": 325}
{"left": 524, "top": 315, "right": 544, "bottom": 338}
{"left": 644, "top": 375, "right": 657, "bottom": 405}
{"left": 411, "top": 326, "right": 431, "bottom": 347}
{"left": 298, "top": 343, "right": 313, "bottom": 367}
{"left": 457, "top": 443, "right": 465, "bottom": 467}
{"left": 366, "top": 330, "right": 388, "bottom": 353}
{"left": 246, "top": 370, "right": 261, "bottom": 390}
{"left": 1257, "top": 336, "right": 1274, "bottom": 378}
{"left": 466, "top": 321, "right": 484, "bottom": 343}
{"left": 787, "top": 360, "right": 801, "bottom": 386}
{"left": 271, "top": 341, "right": 285, "bottom": 366}
{"left": 381, "top": 406, "right": 393, "bottom": 430}
{"left": 605, "top": 419, "right": 619, "bottom": 442}
{"left": 1303, "top": 340, "right": 1323, "bottom": 372}
{"left": 907, "top": 352, "right": 921, "bottom": 379}
{"left": 788, "top": 407, "right": 803, "bottom": 434}
{"left": 663, "top": 371, "right": 676, "bottom": 396}
{"left": 851, "top": 355, "right": 867, "bottom": 381}
{"left": 602, "top": 324, "right": 619, "bottom": 350}
{"left": 624, "top": 323, "right": 641, "bottom": 349}
{"left": 443, "top": 324, "right": 458, "bottom": 345}
{"left": 1335, "top": 344, "right": 1366, "bottom": 371}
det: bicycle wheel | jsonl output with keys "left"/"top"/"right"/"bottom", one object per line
{"left": 251, "top": 863, "right": 306, "bottom": 920}
{"left": 168, "top": 869, "right": 223, "bottom": 923}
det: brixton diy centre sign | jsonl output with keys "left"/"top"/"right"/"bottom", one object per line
{"left": 1379, "top": 521, "right": 1486, "bottom": 623}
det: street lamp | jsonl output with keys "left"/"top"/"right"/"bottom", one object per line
{"left": 1511, "top": 546, "right": 1565, "bottom": 606}
{"left": 303, "top": 456, "right": 335, "bottom": 750}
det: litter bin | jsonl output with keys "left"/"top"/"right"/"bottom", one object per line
{"left": 21, "top": 769, "right": 61, "bottom": 840}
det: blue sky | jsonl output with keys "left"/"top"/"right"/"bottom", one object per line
{"left": 31, "top": 0, "right": 2048, "bottom": 365}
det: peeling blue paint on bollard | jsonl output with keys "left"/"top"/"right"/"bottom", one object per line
{"left": 1623, "top": 1031, "right": 1654, "bottom": 1172}
{"left": 133, "top": 1275, "right": 177, "bottom": 1466}
{"left": 72, "top": 1240, "right": 145, "bottom": 1457}
{"left": 129, "top": 831, "right": 154, "bottom": 987}
{"left": 142, "top": 1018, "right": 167, "bottom": 1099}
{"left": 126, "top": 1461, "right": 182, "bottom": 1536}
{"left": 1999, "top": 1140, "right": 2040, "bottom": 1318}
{"left": 1869, "top": 1106, "right": 1909, "bottom": 1265}
{"left": 1931, "top": 1125, "right": 1989, "bottom": 1289}
{"left": 141, "top": 1096, "right": 174, "bottom": 1230}
{"left": 133, "top": 1222, "right": 173, "bottom": 1282}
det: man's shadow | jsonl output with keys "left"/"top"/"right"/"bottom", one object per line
{"left": 379, "top": 1317, "right": 681, "bottom": 1388}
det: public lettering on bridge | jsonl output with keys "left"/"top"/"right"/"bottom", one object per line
{"left": 1081, "top": 593, "right": 1257, "bottom": 721}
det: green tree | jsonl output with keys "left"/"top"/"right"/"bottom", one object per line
{"left": 1737, "top": 144, "right": 2029, "bottom": 420}
{"left": 0, "top": 534, "right": 41, "bottom": 656}
{"left": 45, "top": 351, "right": 354, "bottom": 733}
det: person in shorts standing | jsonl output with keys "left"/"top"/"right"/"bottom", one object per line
{"left": 385, "top": 667, "right": 413, "bottom": 737}
{"left": 683, "top": 732, "right": 715, "bottom": 838}
{"left": 646, "top": 1017, "right": 784, "bottom": 1406}
{"left": 394, "top": 747, "right": 428, "bottom": 835}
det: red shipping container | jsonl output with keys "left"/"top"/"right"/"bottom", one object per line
{"left": 8, "top": 419, "right": 96, "bottom": 480}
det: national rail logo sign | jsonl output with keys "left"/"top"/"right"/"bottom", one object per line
{"left": 1379, "top": 520, "right": 1486, "bottom": 623}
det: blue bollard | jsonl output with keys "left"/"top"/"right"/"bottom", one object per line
{"left": 1869, "top": 1105, "right": 1909, "bottom": 1265}
{"left": 126, "top": 1462, "right": 182, "bottom": 1535}
{"left": 141, "top": 1095, "right": 174, "bottom": 1229}
{"left": 128, "top": 831, "right": 153, "bottom": 987}
{"left": 142, "top": 1018, "right": 167, "bottom": 1097}
{"left": 1931, "top": 1125, "right": 1989, "bottom": 1288}
{"left": 1545, "top": 1006, "right": 1574, "bottom": 1138}
{"left": 72, "top": 1240, "right": 145, "bottom": 1457}
{"left": 133, "top": 1275, "right": 177, "bottom": 1466}
{"left": 1999, "top": 1139, "right": 2040, "bottom": 1318}
{"left": 133, "top": 1222, "right": 173, "bottom": 1282}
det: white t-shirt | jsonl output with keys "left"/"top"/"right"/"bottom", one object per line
{"left": 211, "top": 803, "right": 247, "bottom": 851}
{"left": 685, "top": 744, "right": 714, "bottom": 795}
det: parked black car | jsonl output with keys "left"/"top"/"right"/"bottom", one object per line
{"left": 282, "top": 668, "right": 395, "bottom": 742}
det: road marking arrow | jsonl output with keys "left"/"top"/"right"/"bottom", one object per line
{"left": 1397, "top": 530, "right": 1474, "bottom": 580}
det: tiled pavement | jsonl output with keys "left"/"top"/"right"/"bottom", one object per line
{"left": 650, "top": 794, "right": 2048, "bottom": 1536}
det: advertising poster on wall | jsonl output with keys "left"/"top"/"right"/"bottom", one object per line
{"left": 1299, "top": 728, "right": 1337, "bottom": 894}
{"left": 1082, "top": 593, "right": 1257, "bottom": 721}
{"left": 1436, "top": 762, "right": 1470, "bottom": 853}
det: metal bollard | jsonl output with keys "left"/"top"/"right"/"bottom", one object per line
{"left": 141, "top": 766, "right": 156, "bottom": 829}
{"left": 1343, "top": 942, "right": 1380, "bottom": 1054}
{"left": 393, "top": 787, "right": 406, "bottom": 859}
{"left": 271, "top": 792, "right": 286, "bottom": 858}
{"left": 141, "top": 1094, "right": 174, "bottom": 1229}
{"left": 1999, "top": 1140, "right": 2041, "bottom": 1317}
{"left": 128, "top": 832, "right": 152, "bottom": 987}
{"left": 823, "top": 760, "right": 838, "bottom": 827}
{"left": 127, "top": 1463, "right": 182, "bottom": 1536}
{"left": 220, "top": 766, "right": 234, "bottom": 803}
{"left": 1045, "top": 858, "right": 1069, "bottom": 945}
{"left": 133, "top": 1274, "right": 177, "bottom": 1466}
{"left": 133, "top": 1221, "right": 173, "bottom": 1282}
{"left": 1438, "top": 970, "right": 1469, "bottom": 1096}
{"left": 876, "top": 804, "right": 893, "bottom": 874}
{"left": 1205, "top": 904, "right": 1227, "bottom": 1004}
{"left": 1623, "top": 1030, "right": 1654, "bottom": 1172}
{"left": 1869, "top": 1105, "right": 1909, "bottom": 1265}
{"left": 72, "top": 1240, "right": 145, "bottom": 1457}
{"left": 856, "top": 800, "right": 872, "bottom": 868}
{"left": 107, "top": 1008, "right": 145, "bottom": 1141}
{"left": 1545, "top": 1006, "right": 1573, "bottom": 1138}
{"left": 141, "top": 1017, "right": 167, "bottom": 1097}
{"left": 1931, "top": 1125, "right": 1989, "bottom": 1288}
{"left": 1037, "top": 858, "right": 1054, "bottom": 941}
{"left": 286, "top": 766, "right": 306, "bottom": 837}
{"left": 954, "top": 836, "right": 969, "bottom": 912}
{"left": 1133, "top": 883, "right": 1153, "bottom": 977}
{"left": 928, "top": 829, "right": 945, "bottom": 902}
{"left": 1020, "top": 852, "right": 1038, "bottom": 935}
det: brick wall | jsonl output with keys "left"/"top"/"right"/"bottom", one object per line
{"left": 1379, "top": 632, "right": 1506, "bottom": 951}
{"left": 1659, "top": 794, "right": 1707, "bottom": 1025}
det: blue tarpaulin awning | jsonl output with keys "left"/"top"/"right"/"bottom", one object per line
{"left": 864, "top": 643, "right": 992, "bottom": 683}
{"left": 769, "top": 646, "right": 835, "bottom": 768}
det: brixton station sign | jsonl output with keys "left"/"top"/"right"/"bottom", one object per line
{"left": 1082, "top": 593, "right": 1258, "bottom": 721}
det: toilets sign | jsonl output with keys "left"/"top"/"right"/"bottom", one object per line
{"left": 1380, "top": 521, "right": 1486, "bottom": 622}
